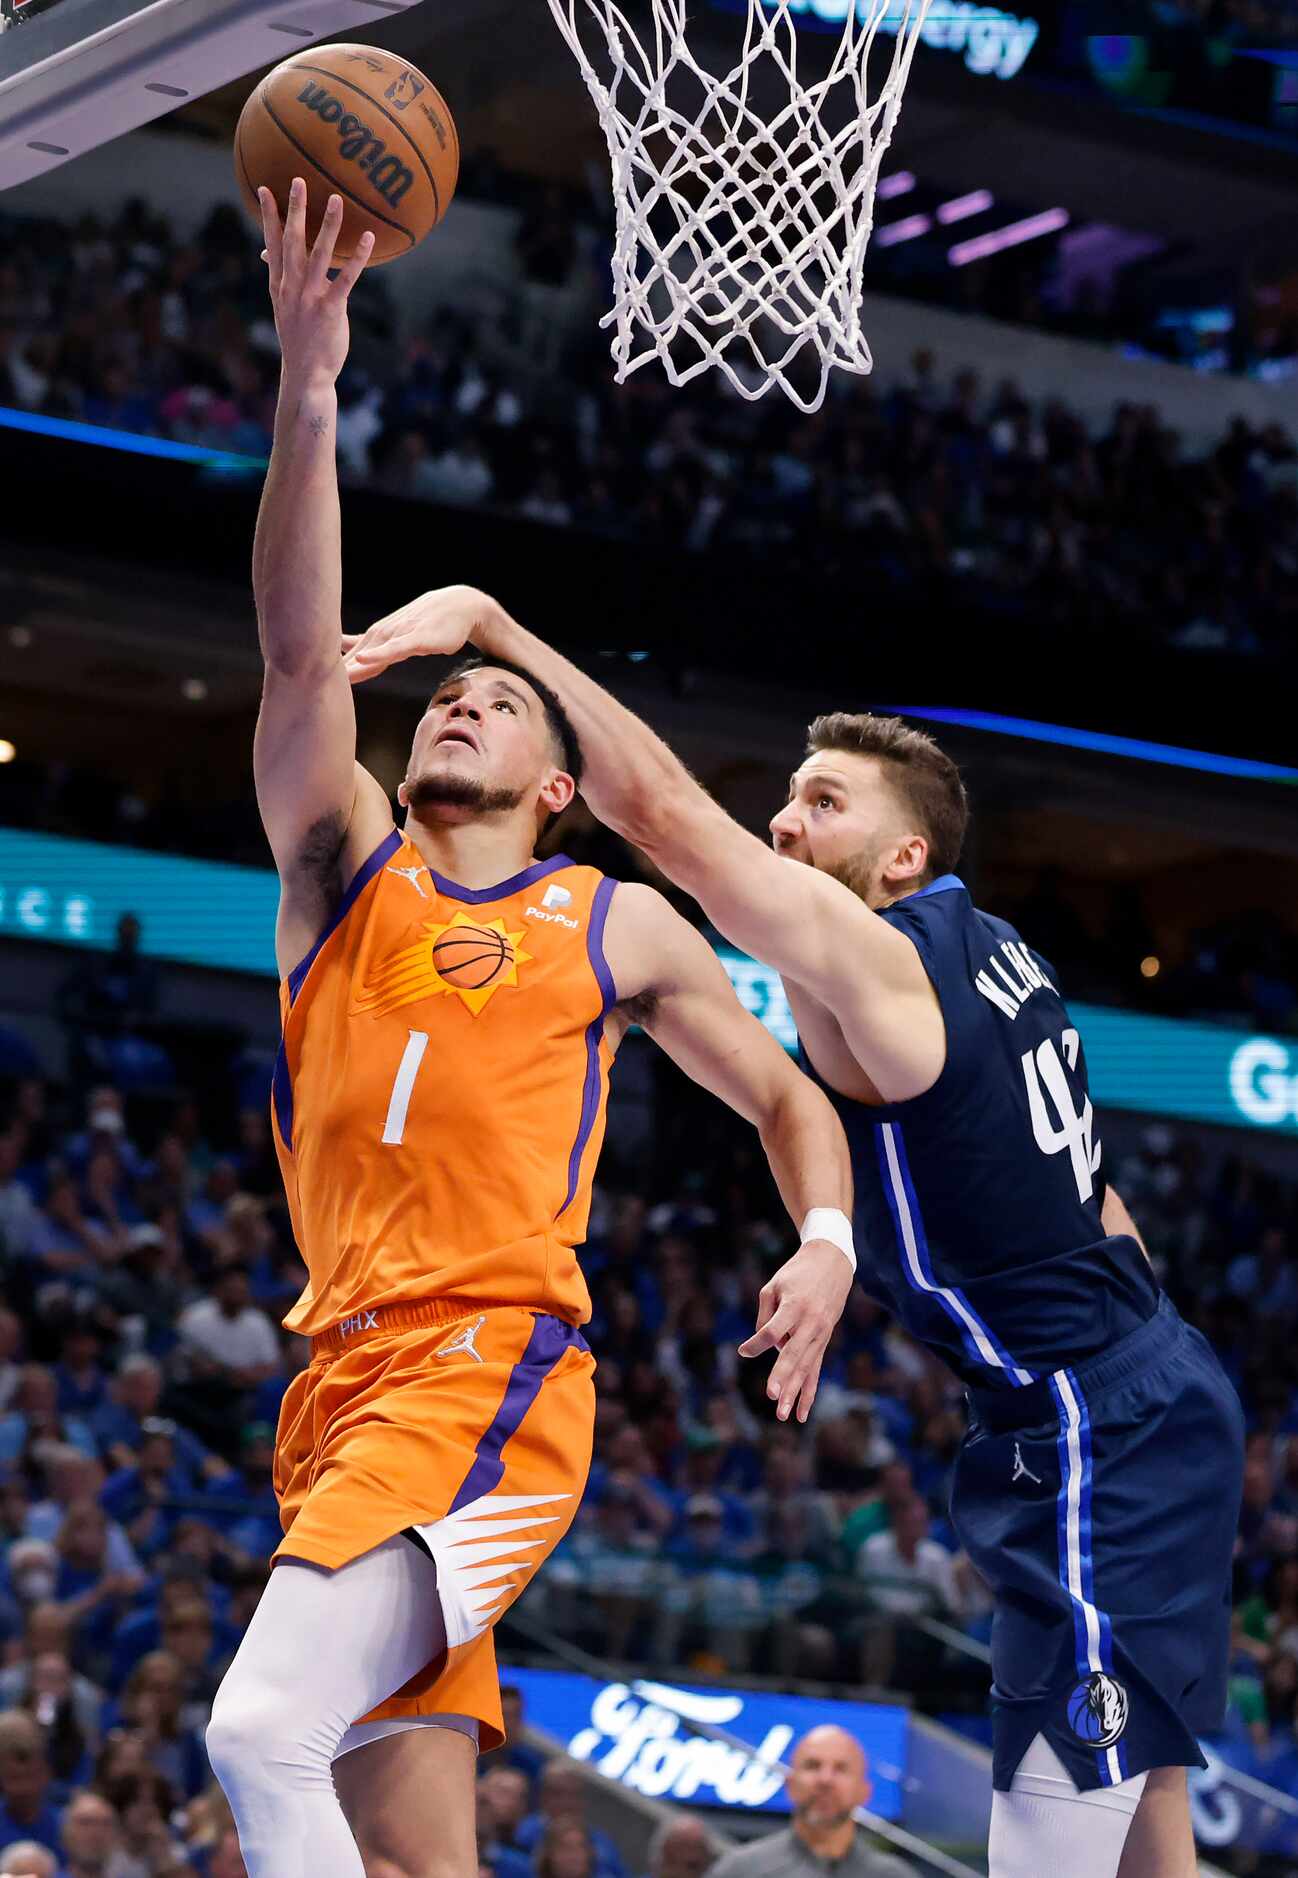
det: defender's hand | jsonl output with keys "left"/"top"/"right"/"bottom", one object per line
{"left": 342, "top": 584, "right": 504, "bottom": 685}
{"left": 260, "top": 179, "right": 374, "bottom": 388}
{"left": 739, "top": 1238, "right": 854, "bottom": 1424}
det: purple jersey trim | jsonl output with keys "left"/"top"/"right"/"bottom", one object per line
{"left": 556, "top": 877, "right": 618, "bottom": 1221}
{"left": 449, "top": 1313, "right": 590, "bottom": 1511}
{"left": 428, "top": 853, "right": 575, "bottom": 905}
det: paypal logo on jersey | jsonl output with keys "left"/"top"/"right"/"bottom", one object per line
{"left": 524, "top": 882, "right": 580, "bottom": 930}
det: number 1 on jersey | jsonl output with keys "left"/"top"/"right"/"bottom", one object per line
{"left": 382, "top": 1030, "right": 429, "bottom": 1145}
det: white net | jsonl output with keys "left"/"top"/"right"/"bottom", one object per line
{"left": 545, "top": 0, "right": 934, "bottom": 412}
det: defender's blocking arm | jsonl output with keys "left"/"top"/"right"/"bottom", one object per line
{"left": 342, "top": 589, "right": 936, "bottom": 1066}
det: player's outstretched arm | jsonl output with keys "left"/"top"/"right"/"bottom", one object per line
{"left": 605, "top": 884, "right": 856, "bottom": 1424}
{"left": 252, "top": 183, "right": 388, "bottom": 974}
{"left": 342, "top": 590, "right": 935, "bottom": 1074}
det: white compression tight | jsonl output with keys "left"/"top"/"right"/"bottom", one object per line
{"left": 206, "top": 1536, "right": 448, "bottom": 1878}
{"left": 989, "top": 1735, "right": 1148, "bottom": 1878}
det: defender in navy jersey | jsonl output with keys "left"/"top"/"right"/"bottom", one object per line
{"left": 337, "top": 589, "right": 1243, "bottom": 1878}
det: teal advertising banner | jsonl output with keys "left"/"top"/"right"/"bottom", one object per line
{"left": 3, "top": 825, "right": 1295, "bottom": 1136}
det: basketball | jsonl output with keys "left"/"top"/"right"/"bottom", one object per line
{"left": 432, "top": 925, "right": 512, "bottom": 992}
{"left": 234, "top": 45, "right": 459, "bottom": 268}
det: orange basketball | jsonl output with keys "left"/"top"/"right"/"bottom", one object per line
{"left": 432, "top": 926, "right": 512, "bottom": 992}
{"left": 234, "top": 44, "right": 459, "bottom": 268}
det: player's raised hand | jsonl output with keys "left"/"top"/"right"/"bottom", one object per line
{"left": 343, "top": 585, "right": 505, "bottom": 684}
{"left": 259, "top": 179, "right": 374, "bottom": 388}
{"left": 739, "top": 1237, "right": 855, "bottom": 1423}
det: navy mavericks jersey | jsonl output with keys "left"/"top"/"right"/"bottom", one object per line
{"left": 802, "top": 875, "right": 1159, "bottom": 1389}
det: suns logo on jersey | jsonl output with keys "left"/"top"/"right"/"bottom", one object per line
{"left": 353, "top": 913, "right": 534, "bottom": 1018}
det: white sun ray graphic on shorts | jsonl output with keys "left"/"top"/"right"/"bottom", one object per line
{"left": 410, "top": 1492, "right": 572, "bottom": 1646}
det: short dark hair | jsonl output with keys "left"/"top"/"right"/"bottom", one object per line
{"left": 806, "top": 712, "right": 968, "bottom": 879}
{"left": 438, "top": 657, "right": 584, "bottom": 788}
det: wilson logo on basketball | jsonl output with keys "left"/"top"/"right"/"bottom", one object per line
{"left": 295, "top": 82, "right": 415, "bottom": 209}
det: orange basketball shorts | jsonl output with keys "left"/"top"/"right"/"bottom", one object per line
{"left": 272, "top": 1301, "right": 595, "bottom": 1749}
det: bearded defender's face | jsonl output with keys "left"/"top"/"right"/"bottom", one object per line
{"left": 768, "top": 751, "right": 923, "bottom": 907}
{"left": 401, "top": 668, "right": 561, "bottom": 826}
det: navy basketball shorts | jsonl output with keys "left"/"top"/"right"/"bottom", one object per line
{"left": 953, "top": 1293, "right": 1245, "bottom": 1794}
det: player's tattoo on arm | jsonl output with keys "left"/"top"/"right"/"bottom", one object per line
{"left": 292, "top": 400, "right": 331, "bottom": 438}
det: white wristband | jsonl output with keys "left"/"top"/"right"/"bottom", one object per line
{"left": 800, "top": 1207, "right": 856, "bottom": 1274}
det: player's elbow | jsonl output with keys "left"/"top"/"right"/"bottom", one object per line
{"left": 258, "top": 630, "right": 341, "bottom": 685}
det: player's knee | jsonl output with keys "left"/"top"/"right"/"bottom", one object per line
{"left": 206, "top": 1678, "right": 329, "bottom": 1793}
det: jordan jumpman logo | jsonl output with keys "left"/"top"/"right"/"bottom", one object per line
{"left": 437, "top": 1315, "right": 486, "bottom": 1364}
{"left": 1012, "top": 1441, "right": 1043, "bottom": 1486}
{"left": 387, "top": 865, "right": 429, "bottom": 898}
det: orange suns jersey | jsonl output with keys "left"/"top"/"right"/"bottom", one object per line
{"left": 271, "top": 830, "right": 619, "bottom": 1337}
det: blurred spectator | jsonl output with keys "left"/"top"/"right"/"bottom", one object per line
{"left": 114, "top": 1655, "right": 206, "bottom": 1799}
{"left": 656, "top": 1493, "right": 763, "bottom": 1672}
{"left": 172, "top": 1269, "right": 280, "bottom": 1451}
{"left": 0, "top": 1715, "right": 61, "bottom": 1854}
{"left": 477, "top": 1787, "right": 531, "bottom": 1878}
{"left": 0, "top": 1604, "right": 104, "bottom": 1763}
{"left": 57, "top": 917, "right": 159, "bottom": 1076}
{"left": 94, "top": 1363, "right": 213, "bottom": 1481}
{"left": 708, "top": 1727, "right": 914, "bottom": 1878}
{"left": 517, "top": 1764, "right": 625, "bottom": 1878}
{"left": 102, "top": 1770, "right": 193, "bottom": 1875}
{"left": 0, "top": 1844, "right": 56, "bottom": 1877}
{"left": 59, "top": 1786, "right": 127, "bottom": 1877}
{"left": 643, "top": 1819, "right": 721, "bottom": 1878}
{"left": 477, "top": 1767, "right": 531, "bottom": 1848}
{"left": 535, "top": 1821, "right": 599, "bottom": 1878}
{"left": 15, "top": 1651, "right": 95, "bottom": 1781}
{"left": 0, "top": 1134, "right": 42, "bottom": 1268}
{"left": 478, "top": 1685, "right": 544, "bottom": 1785}
{"left": 0, "top": 1314, "right": 24, "bottom": 1418}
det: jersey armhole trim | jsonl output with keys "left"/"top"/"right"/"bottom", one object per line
{"left": 284, "top": 826, "right": 403, "bottom": 1006}
{"left": 556, "top": 876, "right": 618, "bottom": 1220}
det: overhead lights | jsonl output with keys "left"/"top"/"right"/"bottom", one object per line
{"left": 875, "top": 213, "right": 931, "bottom": 247}
{"left": 0, "top": 740, "right": 15, "bottom": 764}
{"left": 181, "top": 678, "right": 208, "bottom": 702}
{"left": 948, "top": 207, "right": 1069, "bottom": 266}
{"left": 876, "top": 170, "right": 916, "bottom": 199}
{"left": 936, "top": 189, "right": 994, "bottom": 224}
{"left": 1141, "top": 957, "right": 1161, "bottom": 979}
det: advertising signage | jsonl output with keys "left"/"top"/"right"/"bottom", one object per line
{"left": 507, "top": 1668, "right": 908, "bottom": 1818}
{"left": 3, "top": 823, "right": 1294, "bottom": 1138}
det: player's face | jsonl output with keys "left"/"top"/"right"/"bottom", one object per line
{"left": 769, "top": 752, "right": 921, "bottom": 907}
{"left": 401, "top": 668, "right": 565, "bottom": 825}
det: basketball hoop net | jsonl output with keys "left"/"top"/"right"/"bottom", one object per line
{"left": 545, "top": 0, "right": 933, "bottom": 412}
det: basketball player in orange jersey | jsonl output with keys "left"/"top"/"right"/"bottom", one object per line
{"left": 204, "top": 180, "right": 858, "bottom": 1878}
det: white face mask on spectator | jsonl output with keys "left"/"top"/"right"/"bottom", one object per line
{"left": 15, "top": 1568, "right": 56, "bottom": 1602}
